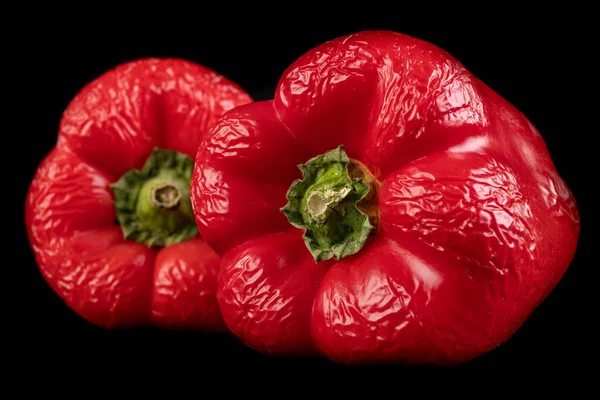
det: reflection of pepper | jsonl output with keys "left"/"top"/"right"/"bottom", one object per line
{"left": 191, "top": 31, "right": 580, "bottom": 364}
{"left": 25, "top": 59, "right": 251, "bottom": 329}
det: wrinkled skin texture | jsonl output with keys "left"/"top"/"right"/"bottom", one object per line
{"left": 25, "top": 58, "right": 252, "bottom": 329}
{"left": 191, "top": 31, "right": 580, "bottom": 364}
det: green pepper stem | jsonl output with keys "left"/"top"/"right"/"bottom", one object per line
{"left": 281, "top": 145, "right": 380, "bottom": 262}
{"left": 110, "top": 148, "right": 198, "bottom": 247}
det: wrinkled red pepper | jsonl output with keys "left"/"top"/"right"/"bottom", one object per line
{"left": 25, "top": 58, "right": 251, "bottom": 329}
{"left": 191, "top": 31, "right": 580, "bottom": 364}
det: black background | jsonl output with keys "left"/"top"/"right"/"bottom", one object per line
{"left": 16, "top": 21, "right": 593, "bottom": 377}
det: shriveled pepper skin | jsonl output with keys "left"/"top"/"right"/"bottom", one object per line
{"left": 25, "top": 58, "right": 252, "bottom": 329}
{"left": 191, "top": 31, "right": 580, "bottom": 364}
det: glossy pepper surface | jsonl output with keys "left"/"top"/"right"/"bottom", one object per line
{"left": 25, "top": 58, "right": 252, "bottom": 329}
{"left": 191, "top": 31, "right": 580, "bottom": 364}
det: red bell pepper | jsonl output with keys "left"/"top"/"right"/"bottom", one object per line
{"left": 25, "top": 58, "right": 251, "bottom": 329}
{"left": 191, "top": 31, "right": 580, "bottom": 364}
